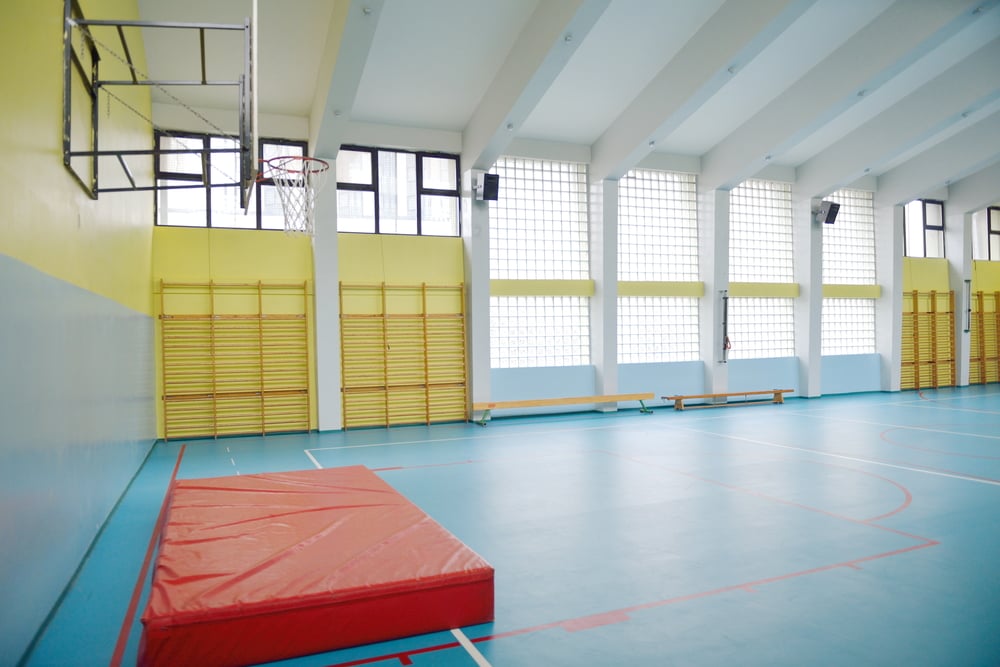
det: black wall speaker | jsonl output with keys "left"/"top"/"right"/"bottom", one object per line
{"left": 475, "top": 173, "right": 500, "bottom": 201}
{"left": 816, "top": 200, "right": 840, "bottom": 224}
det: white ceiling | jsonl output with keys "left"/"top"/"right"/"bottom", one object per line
{"left": 135, "top": 0, "right": 1000, "bottom": 208}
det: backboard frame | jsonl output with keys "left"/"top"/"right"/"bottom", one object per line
{"left": 63, "top": 0, "right": 258, "bottom": 210}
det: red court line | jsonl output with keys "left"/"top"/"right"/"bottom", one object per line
{"left": 880, "top": 426, "right": 1000, "bottom": 460}
{"left": 109, "top": 444, "right": 186, "bottom": 667}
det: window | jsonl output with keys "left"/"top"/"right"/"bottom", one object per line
{"left": 729, "top": 179, "right": 794, "bottom": 283}
{"left": 618, "top": 169, "right": 698, "bottom": 281}
{"left": 155, "top": 131, "right": 304, "bottom": 229}
{"left": 822, "top": 189, "right": 877, "bottom": 355}
{"left": 728, "top": 297, "right": 795, "bottom": 359}
{"left": 728, "top": 180, "right": 795, "bottom": 359}
{"left": 489, "top": 157, "right": 588, "bottom": 279}
{"left": 904, "top": 199, "right": 945, "bottom": 258}
{"left": 335, "top": 146, "right": 460, "bottom": 236}
{"left": 618, "top": 297, "right": 698, "bottom": 363}
{"left": 972, "top": 206, "right": 1000, "bottom": 261}
{"left": 489, "top": 157, "right": 590, "bottom": 367}
{"left": 617, "top": 168, "right": 699, "bottom": 363}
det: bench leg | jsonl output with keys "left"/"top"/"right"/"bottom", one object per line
{"left": 773, "top": 392, "right": 784, "bottom": 404}
{"left": 638, "top": 399, "right": 652, "bottom": 414}
{"left": 476, "top": 409, "right": 491, "bottom": 426}
{"left": 674, "top": 398, "right": 684, "bottom": 410}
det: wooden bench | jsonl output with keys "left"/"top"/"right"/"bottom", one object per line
{"left": 472, "top": 392, "right": 654, "bottom": 426}
{"left": 663, "top": 389, "right": 794, "bottom": 410}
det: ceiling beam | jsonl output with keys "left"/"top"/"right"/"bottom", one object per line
{"left": 588, "top": 0, "right": 818, "bottom": 184}
{"left": 700, "top": 0, "right": 990, "bottom": 191}
{"left": 796, "top": 37, "right": 1000, "bottom": 199}
{"left": 461, "top": 0, "right": 610, "bottom": 171}
{"left": 946, "top": 161, "right": 1000, "bottom": 213}
{"left": 875, "top": 110, "right": 1000, "bottom": 207}
{"left": 310, "top": 0, "right": 384, "bottom": 158}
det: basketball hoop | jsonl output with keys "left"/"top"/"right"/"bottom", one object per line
{"left": 262, "top": 156, "right": 330, "bottom": 235}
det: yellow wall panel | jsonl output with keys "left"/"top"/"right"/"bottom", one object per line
{"left": 339, "top": 233, "right": 464, "bottom": 285}
{"left": 618, "top": 281, "right": 704, "bottom": 297}
{"left": 902, "top": 257, "right": 950, "bottom": 292}
{"left": 728, "top": 282, "right": 800, "bottom": 298}
{"left": 822, "top": 284, "right": 882, "bottom": 298}
{"left": 490, "top": 279, "right": 595, "bottom": 296}
{"left": 972, "top": 260, "right": 1000, "bottom": 293}
{"left": 0, "top": 0, "right": 154, "bottom": 314}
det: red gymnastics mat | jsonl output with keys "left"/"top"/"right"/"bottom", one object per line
{"left": 138, "top": 466, "right": 494, "bottom": 667}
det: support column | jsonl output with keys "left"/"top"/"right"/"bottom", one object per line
{"left": 945, "top": 209, "right": 972, "bottom": 386}
{"left": 699, "top": 189, "right": 729, "bottom": 393}
{"left": 875, "top": 204, "right": 904, "bottom": 391}
{"left": 463, "top": 169, "right": 492, "bottom": 408}
{"left": 590, "top": 179, "right": 618, "bottom": 403}
{"left": 313, "top": 156, "right": 342, "bottom": 430}
{"left": 794, "top": 198, "right": 823, "bottom": 397}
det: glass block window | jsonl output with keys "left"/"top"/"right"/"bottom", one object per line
{"left": 822, "top": 299, "right": 876, "bottom": 355}
{"left": 489, "top": 157, "right": 589, "bottom": 279}
{"left": 727, "top": 297, "right": 794, "bottom": 359}
{"left": 729, "top": 179, "right": 794, "bottom": 282}
{"left": 490, "top": 297, "right": 590, "bottom": 368}
{"left": 904, "top": 199, "right": 945, "bottom": 258}
{"left": 618, "top": 169, "right": 698, "bottom": 280}
{"left": 617, "top": 297, "right": 699, "bottom": 363}
{"left": 822, "top": 189, "right": 876, "bottom": 284}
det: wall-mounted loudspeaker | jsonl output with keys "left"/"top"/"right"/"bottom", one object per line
{"left": 474, "top": 173, "right": 500, "bottom": 201}
{"left": 815, "top": 200, "right": 840, "bottom": 224}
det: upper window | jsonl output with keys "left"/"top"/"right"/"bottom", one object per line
{"left": 489, "top": 157, "right": 589, "bottom": 279}
{"left": 972, "top": 206, "right": 1000, "bottom": 261}
{"left": 618, "top": 169, "right": 698, "bottom": 281}
{"left": 823, "top": 189, "right": 876, "bottom": 284}
{"left": 155, "top": 131, "right": 304, "bottom": 230}
{"left": 729, "top": 179, "right": 794, "bottom": 282}
{"left": 904, "top": 199, "right": 945, "bottom": 258}
{"left": 335, "top": 146, "right": 460, "bottom": 236}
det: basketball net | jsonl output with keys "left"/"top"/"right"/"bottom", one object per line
{"left": 264, "top": 156, "right": 330, "bottom": 235}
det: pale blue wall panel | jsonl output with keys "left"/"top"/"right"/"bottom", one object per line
{"left": 0, "top": 254, "right": 155, "bottom": 663}
{"left": 489, "top": 366, "right": 596, "bottom": 417}
{"left": 821, "top": 354, "right": 883, "bottom": 394}
{"left": 728, "top": 357, "right": 800, "bottom": 394}
{"left": 620, "top": 361, "right": 704, "bottom": 409}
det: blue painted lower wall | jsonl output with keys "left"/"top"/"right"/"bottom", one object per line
{"left": 0, "top": 254, "right": 156, "bottom": 663}
{"left": 821, "top": 353, "right": 882, "bottom": 394}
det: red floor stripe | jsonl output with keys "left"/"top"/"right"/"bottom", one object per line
{"left": 109, "top": 444, "right": 185, "bottom": 667}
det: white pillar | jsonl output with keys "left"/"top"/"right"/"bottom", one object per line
{"left": 313, "top": 156, "right": 342, "bottom": 430}
{"left": 590, "top": 179, "right": 618, "bottom": 403}
{"left": 945, "top": 209, "right": 972, "bottom": 386}
{"left": 795, "top": 198, "right": 823, "bottom": 397}
{"left": 463, "top": 169, "right": 492, "bottom": 408}
{"left": 699, "top": 189, "right": 729, "bottom": 393}
{"left": 876, "top": 204, "right": 904, "bottom": 391}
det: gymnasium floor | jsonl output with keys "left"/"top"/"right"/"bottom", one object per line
{"left": 24, "top": 387, "right": 1000, "bottom": 667}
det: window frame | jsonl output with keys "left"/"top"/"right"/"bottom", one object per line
{"left": 989, "top": 206, "right": 1000, "bottom": 261}
{"left": 336, "top": 144, "right": 461, "bottom": 236}
{"left": 904, "top": 198, "right": 946, "bottom": 258}
{"left": 154, "top": 130, "right": 308, "bottom": 230}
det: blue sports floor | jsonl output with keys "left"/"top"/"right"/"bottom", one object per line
{"left": 24, "top": 387, "right": 1000, "bottom": 666}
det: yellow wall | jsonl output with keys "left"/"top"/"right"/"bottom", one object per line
{"left": 339, "top": 233, "right": 464, "bottom": 284}
{"left": 972, "top": 260, "right": 1000, "bottom": 293}
{"left": 152, "top": 227, "right": 316, "bottom": 436}
{"left": 902, "top": 257, "right": 950, "bottom": 292}
{"left": 0, "top": 0, "right": 154, "bottom": 314}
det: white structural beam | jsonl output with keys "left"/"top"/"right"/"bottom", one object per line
{"left": 461, "top": 0, "right": 609, "bottom": 171}
{"left": 701, "top": 0, "right": 986, "bottom": 191}
{"left": 796, "top": 38, "right": 1000, "bottom": 199}
{"left": 946, "top": 161, "right": 1000, "bottom": 213}
{"left": 310, "top": 1, "right": 384, "bottom": 158}
{"left": 876, "top": 110, "right": 1000, "bottom": 207}
{"left": 589, "top": 0, "right": 817, "bottom": 184}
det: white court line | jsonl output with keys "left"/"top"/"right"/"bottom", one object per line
{"left": 304, "top": 449, "right": 322, "bottom": 469}
{"left": 786, "top": 411, "right": 1000, "bottom": 441}
{"left": 678, "top": 426, "right": 1000, "bottom": 487}
{"left": 451, "top": 628, "right": 492, "bottom": 667}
